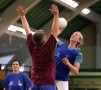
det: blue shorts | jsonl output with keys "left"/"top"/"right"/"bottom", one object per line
{"left": 32, "top": 84, "right": 56, "bottom": 90}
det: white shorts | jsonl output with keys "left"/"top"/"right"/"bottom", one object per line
{"left": 55, "top": 80, "right": 69, "bottom": 90}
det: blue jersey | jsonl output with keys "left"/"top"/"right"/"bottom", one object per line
{"left": 2, "top": 72, "right": 32, "bottom": 90}
{"left": 54, "top": 41, "right": 83, "bottom": 81}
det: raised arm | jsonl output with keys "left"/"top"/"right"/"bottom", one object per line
{"left": 50, "top": 4, "right": 59, "bottom": 39}
{"left": 16, "top": 6, "right": 32, "bottom": 35}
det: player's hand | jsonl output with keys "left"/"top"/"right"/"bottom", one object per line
{"left": 49, "top": 4, "right": 59, "bottom": 15}
{"left": 16, "top": 6, "right": 26, "bottom": 16}
{"left": 62, "top": 58, "right": 70, "bottom": 65}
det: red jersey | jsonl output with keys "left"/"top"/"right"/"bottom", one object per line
{"left": 27, "top": 34, "right": 57, "bottom": 84}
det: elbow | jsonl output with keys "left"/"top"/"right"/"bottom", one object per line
{"left": 74, "top": 68, "right": 79, "bottom": 75}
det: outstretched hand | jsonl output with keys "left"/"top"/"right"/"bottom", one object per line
{"left": 49, "top": 4, "right": 59, "bottom": 15}
{"left": 16, "top": 6, "right": 26, "bottom": 16}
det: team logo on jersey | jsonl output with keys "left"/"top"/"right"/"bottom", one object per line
{"left": 9, "top": 81, "right": 13, "bottom": 85}
{"left": 18, "top": 80, "right": 22, "bottom": 86}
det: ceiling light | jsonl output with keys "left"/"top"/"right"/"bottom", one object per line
{"left": 81, "top": 8, "right": 90, "bottom": 15}
{"left": 8, "top": 25, "right": 17, "bottom": 32}
{"left": 59, "top": 0, "right": 79, "bottom": 8}
{"left": 8, "top": 25, "right": 35, "bottom": 35}
{"left": 8, "top": 25, "right": 25, "bottom": 33}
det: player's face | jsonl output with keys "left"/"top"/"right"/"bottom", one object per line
{"left": 70, "top": 32, "right": 80, "bottom": 43}
{"left": 12, "top": 61, "right": 20, "bottom": 71}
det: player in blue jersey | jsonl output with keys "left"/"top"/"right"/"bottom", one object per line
{"left": 3, "top": 60, "right": 32, "bottom": 90}
{"left": 55, "top": 31, "right": 84, "bottom": 90}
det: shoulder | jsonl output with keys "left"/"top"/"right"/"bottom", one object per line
{"left": 75, "top": 49, "right": 83, "bottom": 57}
{"left": 77, "top": 51, "right": 83, "bottom": 56}
{"left": 27, "top": 33, "right": 33, "bottom": 40}
{"left": 45, "top": 34, "right": 57, "bottom": 45}
{"left": 73, "top": 48, "right": 82, "bottom": 54}
{"left": 75, "top": 51, "right": 83, "bottom": 63}
{"left": 19, "top": 73, "right": 28, "bottom": 77}
{"left": 27, "top": 33, "right": 33, "bottom": 37}
{"left": 49, "top": 34, "right": 56, "bottom": 40}
{"left": 5, "top": 73, "right": 13, "bottom": 79}
{"left": 19, "top": 72, "right": 26, "bottom": 75}
{"left": 27, "top": 33, "right": 35, "bottom": 47}
{"left": 57, "top": 40, "right": 66, "bottom": 47}
{"left": 6, "top": 73, "right": 13, "bottom": 76}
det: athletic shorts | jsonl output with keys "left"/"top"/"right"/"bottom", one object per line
{"left": 55, "top": 80, "right": 69, "bottom": 90}
{"left": 32, "top": 84, "right": 56, "bottom": 90}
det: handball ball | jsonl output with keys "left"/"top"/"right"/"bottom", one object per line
{"left": 59, "top": 17, "right": 67, "bottom": 29}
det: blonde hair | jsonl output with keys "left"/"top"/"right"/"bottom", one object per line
{"left": 76, "top": 31, "right": 84, "bottom": 50}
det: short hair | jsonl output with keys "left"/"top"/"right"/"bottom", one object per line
{"left": 11, "top": 60, "right": 21, "bottom": 66}
{"left": 32, "top": 30, "right": 45, "bottom": 46}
